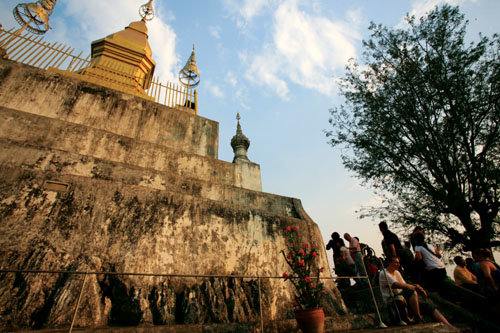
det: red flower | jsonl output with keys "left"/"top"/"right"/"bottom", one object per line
{"left": 312, "top": 251, "right": 317, "bottom": 257}
{"left": 298, "top": 249, "right": 305, "bottom": 256}
{"left": 309, "top": 283, "right": 314, "bottom": 288}
{"left": 299, "top": 260, "right": 305, "bottom": 266}
{"left": 286, "top": 226, "right": 291, "bottom": 232}
{"left": 286, "top": 253, "right": 291, "bottom": 259}
{"left": 303, "top": 243, "right": 309, "bottom": 248}
{"left": 293, "top": 226, "right": 298, "bottom": 231}
{"left": 282, "top": 272, "right": 289, "bottom": 278}
{"left": 311, "top": 244, "right": 317, "bottom": 248}
{"left": 305, "top": 276, "right": 311, "bottom": 282}
{"left": 322, "top": 290, "right": 327, "bottom": 294}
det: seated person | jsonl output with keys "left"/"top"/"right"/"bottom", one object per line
{"left": 475, "top": 249, "right": 500, "bottom": 295}
{"left": 379, "top": 255, "right": 457, "bottom": 329}
{"left": 453, "top": 256, "right": 480, "bottom": 293}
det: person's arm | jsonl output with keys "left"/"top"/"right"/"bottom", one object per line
{"left": 471, "top": 271, "right": 478, "bottom": 283}
{"left": 481, "top": 261, "right": 498, "bottom": 291}
{"left": 326, "top": 240, "right": 333, "bottom": 250}
{"left": 414, "top": 250, "right": 423, "bottom": 261}
{"left": 434, "top": 246, "right": 442, "bottom": 259}
{"left": 391, "top": 280, "right": 427, "bottom": 298}
{"left": 388, "top": 243, "right": 397, "bottom": 256}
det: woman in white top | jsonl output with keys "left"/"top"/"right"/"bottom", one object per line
{"left": 413, "top": 233, "right": 447, "bottom": 291}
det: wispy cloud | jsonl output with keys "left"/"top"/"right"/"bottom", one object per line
{"left": 208, "top": 84, "right": 225, "bottom": 98}
{"left": 244, "top": 0, "right": 361, "bottom": 99}
{"left": 221, "top": 0, "right": 271, "bottom": 27}
{"left": 209, "top": 25, "right": 222, "bottom": 39}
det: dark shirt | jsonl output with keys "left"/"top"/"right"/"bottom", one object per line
{"left": 326, "top": 239, "right": 344, "bottom": 260}
{"left": 382, "top": 230, "right": 402, "bottom": 256}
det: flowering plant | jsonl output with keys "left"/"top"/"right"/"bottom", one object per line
{"left": 281, "top": 225, "right": 326, "bottom": 310}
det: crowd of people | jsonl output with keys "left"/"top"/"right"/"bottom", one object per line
{"left": 326, "top": 222, "right": 499, "bottom": 329}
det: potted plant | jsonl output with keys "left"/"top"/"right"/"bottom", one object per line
{"left": 282, "top": 225, "right": 327, "bottom": 333}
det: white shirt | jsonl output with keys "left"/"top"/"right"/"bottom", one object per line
{"left": 379, "top": 268, "right": 404, "bottom": 302}
{"left": 415, "top": 244, "right": 445, "bottom": 270}
{"left": 340, "top": 246, "right": 355, "bottom": 265}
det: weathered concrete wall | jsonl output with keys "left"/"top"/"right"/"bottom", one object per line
{"left": 0, "top": 60, "right": 218, "bottom": 159}
{"left": 234, "top": 160, "right": 262, "bottom": 192}
{"left": 0, "top": 58, "right": 345, "bottom": 331}
{"left": 0, "top": 106, "right": 262, "bottom": 191}
{"left": 0, "top": 168, "right": 344, "bottom": 330}
{"left": 0, "top": 138, "right": 296, "bottom": 216}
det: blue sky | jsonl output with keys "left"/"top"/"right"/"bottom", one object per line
{"left": 1, "top": 0, "right": 499, "bottom": 268}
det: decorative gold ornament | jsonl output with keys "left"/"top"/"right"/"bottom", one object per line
{"left": 139, "top": 0, "right": 154, "bottom": 22}
{"left": 13, "top": 0, "right": 56, "bottom": 35}
{"left": 179, "top": 45, "right": 200, "bottom": 89}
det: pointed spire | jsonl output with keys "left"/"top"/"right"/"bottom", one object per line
{"left": 179, "top": 45, "right": 200, "bottom": 88}
{"left": 231, "top": 113, "right": 251, "bottom": 163}
{"left": 139, "top": 0, "right": 154, "bottom": 22}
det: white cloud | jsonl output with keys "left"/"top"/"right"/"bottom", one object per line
{"left": 244, "top": 0, "right": 360, "bottom": 99}
{"left": 225, "top": 72, "right": 238, "bottom": 87}
{"left": 221, "top": 0, "right": 271, "bottom": 27}
{"left": 209, "top": 25, "right": 221, "bottom": 39}
{"left": 208, "top": 84, "right": 225, "bottom": 98}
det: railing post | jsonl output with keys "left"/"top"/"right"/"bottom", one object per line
{"left": 69, "top": 271, "right": 88, "bottom": 333}
{"left": 361, "top": 248, "right": 387, "bottom": 328}
{"left": 194, "top": 90, "right": 198, "bottom": 115}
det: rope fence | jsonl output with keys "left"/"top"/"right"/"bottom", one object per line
{"left": 0, "top": 251, "right": 396, "bottom": 333}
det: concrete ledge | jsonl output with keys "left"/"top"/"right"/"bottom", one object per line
{"left": 0, "top": 106, "right": 262, "bottom": 191}
{"left": 0, "top": 59, "right": 218, "bottom": 158}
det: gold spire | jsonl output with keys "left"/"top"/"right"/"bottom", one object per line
{"left": 179, "top": 45, "right": 200, "bottom": 88}
{"left": 50, "top": 2, "right": 156, "bottom": 100}
{"left": 139, "top": 0, "right": 154, "bottom": 22}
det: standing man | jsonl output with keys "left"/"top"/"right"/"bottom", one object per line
{"left": 344, "top": 233, "right": 367, "bottom": 288}
{"left": 379, "top": 222, "right": 402, "bottom": 258}
{"left": 326, "top": 232, "right": 343, "bottom": 265}
{"left": 379, "top": 221, "right": 413, "bottom": 278}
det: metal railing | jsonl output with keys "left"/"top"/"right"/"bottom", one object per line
{"left": 0, "top": 266, "right": 389, "bottom": 333}
{"left": 0, "top": 26, "right": 197, "bottom": 113}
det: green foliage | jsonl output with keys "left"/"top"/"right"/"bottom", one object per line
{"left": 326, "top": 5, "right": 500, "bottom": 251}
{"left": 282, "top": 226, "right": 326, "bottom": 310}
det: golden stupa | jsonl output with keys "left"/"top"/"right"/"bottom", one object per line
{"left": 53, "top": 0, "right": 156, "bottom": 100}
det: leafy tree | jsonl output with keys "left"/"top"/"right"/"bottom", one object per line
{"left": 326, "top": 5, "right": 500, "bottom": 251}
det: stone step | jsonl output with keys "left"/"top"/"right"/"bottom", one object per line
{"left": 0, "top": 105, "right": 261, "bottom": 191}
{"left": 0, "top": 138, "right": 298, "bottom": 218}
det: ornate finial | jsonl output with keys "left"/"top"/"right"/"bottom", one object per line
{"left": 12, "top": 0, "right": 57, "bottom": 35}
{"left": 179, "top": 46, "right": 201, "bottom": 89}
{"left": 139, "top": 0, "right": 154, "bottom": 22}
{"left": 231, "top": 113, "right": 250, "bottom": 163}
